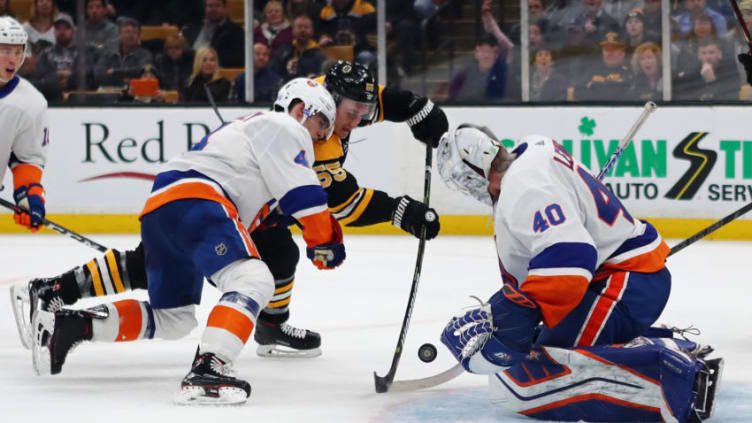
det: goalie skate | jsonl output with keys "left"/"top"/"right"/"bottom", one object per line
{"left": 692, "top": 357, "right": 724, "bottom": 422}
{"left": 254, "top": 321, "right": 321, "bottom": 358}
{"left": 175, "top": 353, "right": 251, "bottom": 406}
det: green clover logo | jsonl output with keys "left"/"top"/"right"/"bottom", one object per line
{"left": 578, "top": 117, "right": 596, "bottom": 136}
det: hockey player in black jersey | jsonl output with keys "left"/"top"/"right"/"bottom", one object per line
{"left": 12, "top": 61, "right": 448, "bottom": 358}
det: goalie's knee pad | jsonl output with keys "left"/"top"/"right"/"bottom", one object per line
{"left": 210, "top": 258, "right": 274, "bottom": 307}
{"left": 489, "top": 337, "right": 722, "bottom": 423}
{"left": 152, "top": 305, "right": 198, "bottom": 340}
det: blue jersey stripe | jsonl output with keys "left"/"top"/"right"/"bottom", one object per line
{"left": 610, "top": 221, "right": 658, "bottom": 259}
{"left": 529, "top": 242, "right": 597, "bottom": 274}
{"left": 220, "top": 291, "right": 261, "bottom": 317}
{"left": 0, "top": 76, "right": 19, "bottom": 99}
{"left": 279, "top": 184, "right": 328, "bottom": 216}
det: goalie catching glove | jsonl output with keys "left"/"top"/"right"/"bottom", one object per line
{"left": 392, "top": 195, "right": 440, "bottom": 239}
{"left": 304, "top": 214, "right": 346, "bottom": 270}
{"left": 13, "top": 183, "right": 45, "bottom": 231}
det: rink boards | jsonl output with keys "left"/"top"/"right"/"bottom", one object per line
{"left": 2, "top": 104, "right": 752, "bottom": 239}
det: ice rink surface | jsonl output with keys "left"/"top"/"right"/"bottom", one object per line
{"left": 1, "top": 234, "right": 750, "bottom": 422}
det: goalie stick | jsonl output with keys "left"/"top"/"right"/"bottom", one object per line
{"left": 374, "top": 144, "right": 434, "bottom": 393}
{"left": 0, "top": 197, "right": 108, "bottom": 252}
{"left": 597, "top": 101, "right": 657, "bottom": 180}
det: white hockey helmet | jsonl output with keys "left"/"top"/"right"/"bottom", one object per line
{"left": 437, "top": 124, "right": 502, "bottom": 206}
{"left": 274, "top": 77, "right": 337, "bottom": 139}
{"left": 0, "top": 16, "right": 30, "bottom": 80}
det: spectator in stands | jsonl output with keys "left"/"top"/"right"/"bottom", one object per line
{"left": 286, "top": 0, "right": 323, "bottom": 23}
{"left": 674, "top": 38, "right": 738, "bottom": 100}
{"left": 385, "top": 0, "right": 420, "bottom": 77}
{"left": 623, "top": 8, "right": 658, "bottom": 56}
{"left": 231, "top": 42, "right": 282, "bottom": 103}
{"left": 75, "top": 0, "right": 118, "bottom": 59}
{"left": 270, "top": 14, "right": 325, "bottom": 81}
{"left": 93, "top": 17, "right": 153, "bottom": 88}
{"left": 154, "top": 33, "right": 194, "bottom": 91}
{"left": 0, "top": 0, "right": 15, "bottom": 17}
{"left": 181, "top": 46, "right": 230, "bottom": 103}
{"left": 576, "top": 31, "right": 634, "bottom": 101}
{"left": 448, "top": 35, "right": 507, "bottom": 103}
{"left": 727, "top": 0, "right": 752, "bottom": 85}
{"left": 675, "top": 12, "right": 732, "bottom": 75}
{"left": 530, "top": 48, "right": 568, "bottom": 101}
{"left": 675, "top": 0, "right": 727, "bottom": 38}
{"left": 23, "top": 0, "right": 59, "bottom": 51}
{"left": 582, "top": 0, "right": 620, "bottom": 47}
{"left": 629, "top": 42, "right": 662, "bottom": 100}
{"left": 124, "top": 63, "right": 165, "bottom": 102}
{"left": 509, "top": 0, "right": 551, "bottom": 44}
{"left": 30, "top": 13, "right": 92, "bottom": 101}
{"left": 602, "top": 0, "right": 642, "bottom": 22}
{"left": 317, "top": 0, "right": 376, "bottom": 55}
{"left": 556, "top": 14, "right": 600, "bottom": 91}
{"left": 480, "top": 0, "right": 516, "bottom": 99}
{"left": 183, "top": 0, "right": 245, "bottom": 67}
{"left": 254, "top": 0, "right": 292, "bottom": 56}
{"left": 642, "top": 0, "right": 662, "bottom": 40}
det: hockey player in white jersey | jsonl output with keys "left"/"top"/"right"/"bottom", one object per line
{"left": 30, "top": 78, "right": 344, "bottom": 405}
{"left": 0, "top": 16, "right": 50, "bottom": 231}
{"left": 437, "top": 125, "right": 722, "bottom": 422}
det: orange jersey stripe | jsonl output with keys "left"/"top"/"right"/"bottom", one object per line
{"left": 206, "top": 305, "right": 254, "bottom": 344}
{"left": 113, "top": 299, "right": 143, "bottom": 342}
{"left": 11, "top": 163, "right": 43, "bottom": 189}
{"left": 299, "top": 211, "right": 335, "bottom": 247}
{"left": 596, "top": 240, "right": 670, "bottom": 279}
{"left": 139, "top": 181, "right": 238, "bottom": 219}
{"left": 521, "top": 274, "right": 590, "bottom": 328}
{"left": 231, "top": 213, "right": 260, "bottom": 258}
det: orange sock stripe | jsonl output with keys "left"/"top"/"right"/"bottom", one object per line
{"left": 113, "top": 300, "right": 143, "bottom": 342}
{"left": 86, "top": 259, "right": 105, "bottom": 296}
{"left": 104, "top": 250, "right": 126, "bottom": 293}
{"left": 206, "top": 305, "right": 254, "bottom": 343}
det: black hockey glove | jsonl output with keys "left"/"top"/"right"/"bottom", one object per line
{"left": 392, "top": 195, "right": 440, "bottom": 240}
{"left": 406, "top": 99, "right": 448, "bottom": 148}
{"left": 739, "top": 53, "right": 752, "bottom": 85}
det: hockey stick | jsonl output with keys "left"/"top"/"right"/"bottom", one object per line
{"left": 0, "top": 197, "right": 108, "bottom": 252}
{"left": 203, "top": 83, "right": 226, "bottom": 125}
{"left": 374, "top": 144, "right": 434, "bottom": 393}
{"left": 385, "top": 363, "right": 464, "bottom": 392}
{"left": 668, "top": 201, "right": 752, "bottom": 257}
{"left": 729, "top": 0, "right": 752, "bottom": 51}
{"left": 597, "top": 101, "right": 657, "bottom": 180}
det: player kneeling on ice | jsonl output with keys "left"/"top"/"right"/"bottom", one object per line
{"left": 30, "top": 78, "right": 345, "bottom": 405}
{"left": 436, "top": 125, "right": 723, "bottom": 422}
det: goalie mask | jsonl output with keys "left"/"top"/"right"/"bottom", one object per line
{"left": 437, "top": 124, "right": 501, "bottom": 206}
{"left": 274, "top": 78, "right": 337, "bottom": 139}
{"left": 0, "top": 16, "right": 30, "bottom": 83}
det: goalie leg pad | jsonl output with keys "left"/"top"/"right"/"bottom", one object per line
{"left": 489, "top": 337, "right": 721, "bottom": 422}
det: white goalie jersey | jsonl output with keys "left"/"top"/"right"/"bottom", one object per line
{"left": 495, "top": 136, "right": 669, "bottom": 328}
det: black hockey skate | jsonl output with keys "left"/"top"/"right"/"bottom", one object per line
{"left": 32, "top": 308, "right": 93, "bottom": 376}
{"left": 254, "top": 320, "right": 321, "bottom": 358}
{"left": 689, "top": 357, "right": 724, "bottom": 422}
{"left": 176, "top": 352, "right": 251, "bottom": 405}
{"left": 11, "top": 277, "right": 65, "bottom": 350}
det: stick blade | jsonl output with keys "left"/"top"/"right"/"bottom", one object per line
{"left": 373, "top": 371, "right": 391, "bottom": 393}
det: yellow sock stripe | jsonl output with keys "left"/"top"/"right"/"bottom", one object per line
{"left": 267, "top": 297, "right": 291, "bottom": 308}
{"left": 104, "top": 250, "right": 126, "bottom": 293}
{"left": 273, "top": 280, "right": 294, "bottom": 295}
{"left": 338, "top": 189, "right": 374, "bottom": 226}
{"left": 86, "top": 259, "right": 105, "bottom": 297}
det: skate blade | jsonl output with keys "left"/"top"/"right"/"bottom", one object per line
{"left": 174, "top": 386, "right": 249, "bottom": 406}
{"left": 10, "top": 283, "right": 31, "bottom": 350}
{"left": 31, "top": 310, "right": 55, "bottom": 376}
{"left": 256, "top": 344, "right": 322, "bottom": 358}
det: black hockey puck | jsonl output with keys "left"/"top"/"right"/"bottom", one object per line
{"left": 418, "top": 343, "right": 438, "bottom": 363}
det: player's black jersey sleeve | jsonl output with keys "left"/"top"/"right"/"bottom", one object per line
{"left": 313, "top": 157, "right": 398, "bottom": 227}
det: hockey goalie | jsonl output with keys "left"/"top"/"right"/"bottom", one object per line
{"left": 436, "top": 125, "right": 723, "bottom": 422}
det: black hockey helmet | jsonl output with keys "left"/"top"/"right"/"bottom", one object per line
{"left": 324, "top": 60, "right": 378, "bottom": 105}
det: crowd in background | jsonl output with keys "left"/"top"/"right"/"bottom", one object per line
{"left": 2, "top": 0, "right": 751, "bottom": 104}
